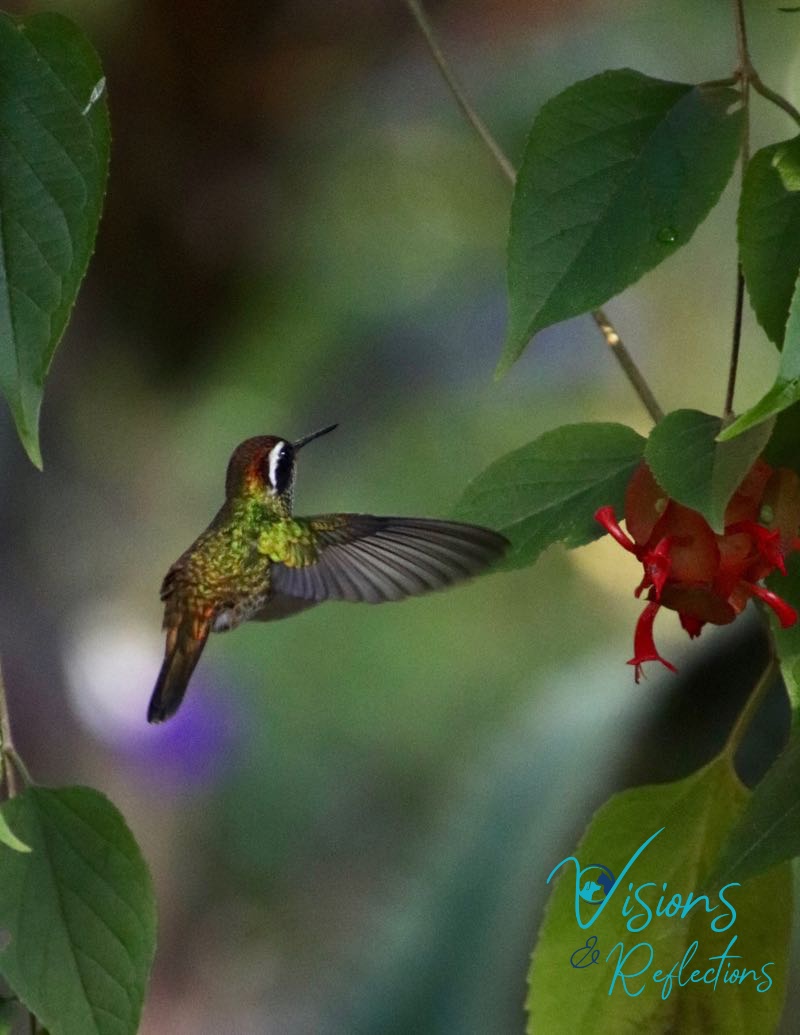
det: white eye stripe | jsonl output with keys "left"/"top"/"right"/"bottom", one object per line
{"left": 267, "top": 441, "right": 292, "bottom": 493}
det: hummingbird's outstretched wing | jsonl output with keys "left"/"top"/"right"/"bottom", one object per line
{"left": 270, "top": 515, "right": 508, "bottom": 604}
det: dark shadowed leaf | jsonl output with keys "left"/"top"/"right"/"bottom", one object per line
{"left": 500, "top": 70, "right": 742, "bottom": 374}
{"left": 739, "top": 136, "right": 800, "bottom": 347}
{"left": 644, "top": 409, "right": 774, "bottom": 532}
{"left": 0, "top": 786, "right": 156, "bottom": 1035}
{"left": 763, "top": 402, "right": 800, "bottom": 475}
{"left": 527, "top": 758, "right": 790, "bottom": 1034}
{"left": 710, "top": 734, "right": 800, "bottom": 886}
{"left": 0, "top": 999, "right": 14, "bottom": 1035}
{"left": 719, "top": 274, "right": 800, "bottom": 441}
{"left": 454, "top": 422, "right": 645, "bottom": 569}
{"left": 0, "top": 13, "right": 109, "bottom": 467}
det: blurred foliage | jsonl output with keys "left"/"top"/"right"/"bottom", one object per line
{"left": 0, "top": 0, "right": 799, "bottom": 1031}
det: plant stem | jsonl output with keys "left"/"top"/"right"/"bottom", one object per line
{"left": 723, "top": 0, "right": 752, "bottom": 420}
{"left": 0, "top": 663, "right": 36, "bottom": 1035}
{"left": 728, "top": 0, "right": 800, "bottom": 126}
{"left": 0, "top": 660, "right": 17, "bottom": 800}
{"left": 403, "top": 0, "right": 663, "bottom": 425}
{"left": 404, "top": 0, "right": 516, "bottom": 186}
{"left": 0, "top": 662, "right": 31, "bottom": 799}
{"left": 724, "top": 271, "right": 746, "bottom": 421}
{"left": 750, "top": 70, "right": 800, "bottom": 127}
{"left": 724, "top": 657, "right": 777, "bottom": 760}
{"left": 592, "top": 309, "right": 664, "bottom": 423}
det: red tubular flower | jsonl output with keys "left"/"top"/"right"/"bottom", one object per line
{"left": 596, "top": 458, "right": 800, "bottom": 682}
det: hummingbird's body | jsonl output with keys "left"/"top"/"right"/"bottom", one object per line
{"left": 149, "top": 425, "right": 508, "bottom": 723}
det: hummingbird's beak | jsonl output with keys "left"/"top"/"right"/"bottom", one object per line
{"left": 293, "top": 423, "right": 338, "bottom": 451}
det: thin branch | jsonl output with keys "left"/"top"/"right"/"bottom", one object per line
{"left": 0, "top": 660, "right": 17, "bottom": 799}
{"left": 404, "top": 0, "right": 516, "bottom": 185}
{"left": 403, "top": 0, "right": 663, "bottom": 425}
{"left": 732, "top": 0, "right": 750, "bottom": 75}
{"left": 750, "top": 70, "right": 800, "bottom": 126}
{"left": 724, "top": 271, "right": 747, "bottom": 419}
{"left": 724, "top": 657, "right": 777, "bottom": 760}
{"left": 592, "top": 310, "right": 664, "bottom": 423}
{"left": 6, "top": 747, "right": 32, "bottom": 789}
{"left": 724, "top": 0, "right": 752, "bottom": 420}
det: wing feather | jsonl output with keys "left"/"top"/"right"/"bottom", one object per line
{"left": 271, "top": 515, "right": 507, "bottom": 604}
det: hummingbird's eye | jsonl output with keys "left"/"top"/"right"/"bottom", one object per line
{"left": 265, "top": 440, "right": 293, "bottom": 494}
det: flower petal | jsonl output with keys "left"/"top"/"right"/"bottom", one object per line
{"left": 628, "top": 600, "right": 677, "bottom": 683}
{"left": 747, "top": 583, "right": 799, "bottom": 628}
{"left": 594, "top": 505, "right": 638, "bottom": 553}
{"left": 624, "top": 462, "right": 667, "bottom": 545}
{"left": 679, "top": 612, "right": 705, "bottom": 638}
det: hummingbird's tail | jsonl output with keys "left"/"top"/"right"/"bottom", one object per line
{"left": 148, "top": 620, "right": 210, "bottom": 724}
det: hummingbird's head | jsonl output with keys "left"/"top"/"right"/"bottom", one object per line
{"left": 225, "top": 424, "right": 338, "bottom": 501}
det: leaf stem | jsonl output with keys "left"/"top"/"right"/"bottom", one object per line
{"left": 403, "top": 0, "right": 516, "bottom": 186}
{"left": 592, "top": 310, "right": 664, "bottom": 423}
{"left": 0, "top": 660, "right": 17, "bottom": 800}
{"left": 723, "top": 0, "right": 752, "bottom": 420}
{"left": 0, "top": 663, "right": 36, "bottom": 1035}
{"left": 724, "top": 271, "right": 746, "bottom": 421}
{"left": 723, "top": 656, "right": 777, "bottom": 760}
{"left": 403, "top": 0, "right": 663, "bottom": 426}
{"left": 750, "top": 70, "right": 800, "bottom": 126}
{"left": 0, "top": 662, "right": 31, "bottom": 799}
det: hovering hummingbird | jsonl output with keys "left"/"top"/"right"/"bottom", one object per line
{"left": 149, "top": 424, "right": 508, "bottom": 723}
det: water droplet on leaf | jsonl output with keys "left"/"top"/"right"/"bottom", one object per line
{"left": 82, "top": 77, "right": 106, "bottom": 117}
{"left": 657, "top": 226, "right": 677, "bottom": 244}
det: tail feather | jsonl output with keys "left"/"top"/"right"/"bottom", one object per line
{"left": 148, "top": 623, "right": 210, "bottom": 724}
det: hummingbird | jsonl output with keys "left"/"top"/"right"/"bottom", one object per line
{"left": 149, "top": 423, "right": 508, "bottom": 723}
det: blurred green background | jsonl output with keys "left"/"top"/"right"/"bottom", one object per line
{"left": 1, "top": 1, "right": 799, "bottom": 1031}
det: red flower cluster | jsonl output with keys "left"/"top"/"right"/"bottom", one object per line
{"left": 595, "top": 459, "right": 800, "bottom": 680}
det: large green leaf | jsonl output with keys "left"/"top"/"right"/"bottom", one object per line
{"left": 644, "top": 409, "right": 774, "bottom": 533}
{"left": 0, "top": 13, "right": 109, "bottom": 467}
{"left": 710, "top": 734, "right": 800, "bottom": 887}
{"left": 527, "top": 758, "right": 791, "bottom": 1034}
{"left": 500, "top": 70, "right": 742, "bottom": 374}
{"left": 739, "top": 136, "right": 800, "bottom": 347}
{"left": 719, "top": 273, "right": 800, "bottom": 441}
{"left": 0, "top": 786, "right": 156, "bottom": 1035}
{"left": 454, "top": 422, "right": 645, "bottom": 570}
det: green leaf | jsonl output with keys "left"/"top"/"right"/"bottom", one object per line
{"left": 527, "top": 758, "right": 791, "bottom": 1034}
{"left": 763, "top": 401, "right": 800, "bottom": 474}
{"left": 0, "top": 808, "right": 29, "bottom": 854}
{"left": 644, "top": 409, "right": 774, "bottom": 533}
{"left": 719, "top": 273, "right": 800, "bottom": 441}
{"left": 766, "top": 552, "right": 800, "bottom": 719}
{"left": 454, "top": 422, "right": 645, "bottom": 570}
{"left": 0, "top": 13, "right": 110, "bottom": 468}
{"left": 739, "top": 136, "right": 800, "bottom": 347}
{"left": 500, "top": 70, "right": 742, "bottom": 375}
{"left": 0, "top": 786, "right": 156, "bottom": 1035}
{"left": 710, "top": 734, "right": 800, "bottom": 887}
